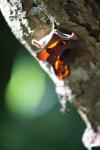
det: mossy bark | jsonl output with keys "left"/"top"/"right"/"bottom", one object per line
{"left": 32, "top": 0, "right": 100, "bottom": 130}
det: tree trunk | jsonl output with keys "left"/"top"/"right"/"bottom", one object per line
{"left": 0, "top": 0, "right": 100, "bottom": 149}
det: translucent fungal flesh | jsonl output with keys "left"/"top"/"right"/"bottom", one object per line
{"left": 32, "top": 31, "right": 77, "bottom": 80}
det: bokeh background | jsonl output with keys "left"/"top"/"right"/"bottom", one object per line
{"left": 0, "top": 12, "right": 86, "bottom": 150}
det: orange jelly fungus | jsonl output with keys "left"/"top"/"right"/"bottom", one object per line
{"left": 55, "top": 58, "right": 70, "bottom": 80}
{"left": 36, "top": 33, "right": 77, "bottom": 80}
{"left": 37, "top": 38, "right": 70, "bottom": 79}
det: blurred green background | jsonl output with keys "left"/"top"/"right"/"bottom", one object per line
{"left": 0, "top": 12, "right": 86, "bottom": 150}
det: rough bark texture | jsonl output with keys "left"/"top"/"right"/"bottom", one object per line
{"left": 0, "top": 0, "right": 100, "bottom": 149}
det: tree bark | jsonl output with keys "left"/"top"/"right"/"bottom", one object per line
{"left": 0, "top": 0, "right": 100, "bottom": 149}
